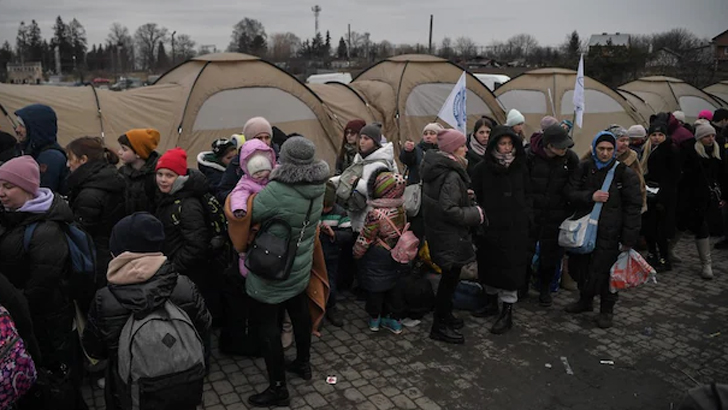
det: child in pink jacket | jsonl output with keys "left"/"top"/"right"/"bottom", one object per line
{"left": 229, "top": 138, "right": 277, "bottom": 277}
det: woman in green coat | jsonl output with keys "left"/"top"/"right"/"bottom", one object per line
{"left": 246, "top": 136, "right": 330, "bottom": 408}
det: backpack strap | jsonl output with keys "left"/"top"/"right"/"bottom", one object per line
{"left": 374, "top": 209, "right": 407, "bottom": 251}
{"left": 591, "top": 161, "right": 620, "bottom": 220}
{"left": 171, "top": 199, "right": 183, "bottom": 226}
{"left": 23, "top": 222, "right": 39, "bottom": 252}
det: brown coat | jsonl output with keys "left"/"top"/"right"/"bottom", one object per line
{"left": 224, "top": 195, "right": 330, "bottom": 336}
{"left": 617, "top": 148, "right": 647, "bottom": 213}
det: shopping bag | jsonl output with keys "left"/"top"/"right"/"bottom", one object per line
{"left": 609, "top": 249, "right": 657, "bottom": 293}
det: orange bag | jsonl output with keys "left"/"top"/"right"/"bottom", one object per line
{"left": 609, "top": 250, "right": 657, "bottom": 293}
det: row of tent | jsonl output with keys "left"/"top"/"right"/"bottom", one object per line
{"left": 0, "top": 52, "right": 726, "bottom": 166}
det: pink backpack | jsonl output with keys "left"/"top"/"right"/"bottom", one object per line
{"left": 376, "top": 210, "right": 420, "bottom": 264}
{"left": 0, "top": 305, "right": 37, "bottom": 408}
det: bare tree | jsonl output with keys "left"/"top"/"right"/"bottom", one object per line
{"left": 107, "top": 23, "right": 134, "bottom": 72}
{"left": 269, "top": 32, "right": 301, "bottom": 61}
{"left": 376, "top": 40, "right": 394, "bottom": 59}
{"left": 651, "top": 28, "right": 700, "bottom": 52}
{"left": 439, "top": 37, "right": 455, "bottom": 59}
{"left": 454, "top": 36, "right": 477, "bottom": 59}
{"left": 134, "top": 23, "right": 168, "bottom": 71}
{"left": 228, "top": 18, "right": 266, "bottom": 54}
{"left": 173, "top": 34, "right": 197, "bottom": 61}
{"left": 506, "top": 34, "right": 539, "bottom": 59}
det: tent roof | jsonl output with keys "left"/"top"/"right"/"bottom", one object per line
{"left": 191, "top": 53, "right": 259, "bottom": 62}
{"left": 619, "top": 76, "right": 721, "bottom": 120}
{"left": 704, "top": 81, "right": 728, "bottom": 107}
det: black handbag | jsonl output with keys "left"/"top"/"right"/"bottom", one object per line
{"left": 245, "top": 200, "right": 314, "bottom": 281}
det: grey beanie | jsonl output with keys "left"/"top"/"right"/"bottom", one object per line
{"left": 279, "top": 136, "right": 316, "bottom": 165}
{"left": 360, "top": 124, "right": 383, "bottom": 147}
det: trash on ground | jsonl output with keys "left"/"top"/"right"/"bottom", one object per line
{"left": 326, "top": 375, "right": 337, "bottom": 385}
{"left": 560, "top": 356, "right": 574, "bottom": 375}
{"left": 402, "top": 318, "right": 421, "bottom": 328}
{"left": 708, "top": 332, "right": 721, "bottom": 338}
{"left": 545, "top": 363, "right": 552, "bottom": 368}
{"left": 643, "top": 327, "right": 653, "bottom": 336}
{"left": 600, "top": 360, "right": 615, "bottom": 366}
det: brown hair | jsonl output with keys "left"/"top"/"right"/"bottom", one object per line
{"left": 473, "top": 116, "right": 495, "bottom": 135}
{"left": 66, "top": 136, "right": 120, "bottom": 165}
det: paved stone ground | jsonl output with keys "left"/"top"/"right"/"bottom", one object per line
{"left": 83, "top": 240, "right": 728, "bottom": 409}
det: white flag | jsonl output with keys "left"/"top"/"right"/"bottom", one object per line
{"left": 573, "top": 54, "right": 585, "bottom": 128}
{"left": 438, "top": 71, "right": 467, "bottom": 134}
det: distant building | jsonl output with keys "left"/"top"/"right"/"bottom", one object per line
{"left": 588, "top": 33, "right": 630, "bottom": 51}
{"left": 647, "top": 47, "right": 681, "bottom": 68}
{"left": 713, "top": 29, "right": 728, "bottom": 69}
{"left": 7, "top": 62, "right": 43, "bottom": 84}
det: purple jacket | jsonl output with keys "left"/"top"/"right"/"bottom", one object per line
{"left": 229, "top": 139, "right": 277, "bottom": 213}
{"left": 668, "top": 113, "right": 694, "bottom": 146}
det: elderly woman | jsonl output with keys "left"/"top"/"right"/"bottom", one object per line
{"left": 245, "top": 137, "right": 329, "bottom": 408}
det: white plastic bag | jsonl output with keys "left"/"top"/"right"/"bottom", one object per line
{"left": 609, "top": 249, "right": 657, "bottom": 293}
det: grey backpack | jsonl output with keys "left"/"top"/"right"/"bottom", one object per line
{"left": 117, "top": 301, "right": 205, "bottom": 410}
{"left": 336, "top": 158, "right": 388, "bottom": 212}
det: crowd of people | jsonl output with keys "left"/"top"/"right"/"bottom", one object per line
{"left": 0, "top": 102, "right": 726, "bottom": 409}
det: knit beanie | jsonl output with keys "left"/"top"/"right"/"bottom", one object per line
{"left": 156, "top": 147, "right": 188, "bottom": 176}
{"left": 211, "top": 138, "right": 236, "bottom": 158}
{"left": 605, "top": 124, "right": 628, "bottom": 138}
{"left": 694, "top": 121, "right": 716, "bottom": 140}
{"left": 437, "top": 129, "right": 467, "bottom": 154}
{"left": 0, "top": 155, "right": 40, "bottom": 195}
{"left": 110, "top": 212, "right": 166, "bottom": 256}
{"left": 243, "top": 117, "right": 273, "bottom": 141}
{"left": 246, "top": 152, "right": 273, "bottom": 176}
{"left": 279, "top": 136, "right": 315, "bottom": 165}
{"left": 324, "top": 181, "right": 337, "bottom": 208}
{"left": 648, "top": 121, "right": 668, "bottom": 136}
{"left": 506, "top": 109, "right": 525, "bottom": 127}
{"left": 698, "top": 110, "right": 714, "bottom": 121}
{"left": 672, "top": 111, "right": 686, "bottom": 123}
{"left": 714, "top": 108, "right": 728, "bottom": 123}
{"left": 370, "top": 171, "right": 405, "bottom": 199}
{"left": 540, "top": 116, "right": 559, "bottom": 130}
{"left": 360, "top": 124, "right": 383, "bottom": 148}
{"left": 344, "top": 119, "right": 366, "bottom": 136}
{"left": 423, "top": 123, "right": 444, "bottom": 135}
{"left": 561, "top": 119, "right": 574, "bottom": 132}
{"left": 627, "top": 125, "right": 647, "bottom": 139}
{"left": 124, "top": 129, "right": 161, "bottom": 160}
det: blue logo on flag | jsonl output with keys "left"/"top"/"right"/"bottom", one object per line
{"left": 453, "top": 88, "right": 467, "bottom": 130}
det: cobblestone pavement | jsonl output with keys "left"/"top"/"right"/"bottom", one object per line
{"left": 84, "top": 240, "right": 728, "bottom": 410}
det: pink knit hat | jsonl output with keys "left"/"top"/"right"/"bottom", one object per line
{"left": 0, "top": 155, "right": 40, "bottom": 195}
{"left": 437, "top": 129, "right": 466, "bottom": 154}
{"left": 698, "top": 110, "right": 714, "bottom": 121}
{"left": 243, "top": 117, "right": 273, "bottom": 140}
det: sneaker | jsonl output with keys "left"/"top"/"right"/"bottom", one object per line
{"left": 381, "top": 318, "right": 403, "bottom": 334}
{"left": 368, "top": 316, "right": 381, "bottom": 332}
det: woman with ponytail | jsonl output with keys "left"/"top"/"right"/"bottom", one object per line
{"left": 65, "top": 136, "right": 127, "bottom": 288}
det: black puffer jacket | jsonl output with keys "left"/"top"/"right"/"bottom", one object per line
{"left": 0, "top": 192, "right": 75, "bottom": 366}
{"left": 154, "top": 169, "right": 212, "bottom": 277}
{"left": 465, "top": 134, "right": 487, "bottom": 178}
{"left": 118, "top": 151, "right": 160, "bottom": 214}
{"left": 0, "top": 273, "right": 41, "bottom": 364}
{"left": 67, "top": 160, "right": 126, "bottom": 287}
{"left": 83, "top": 258, "right": 211, "bottom": 410}
{"left": 526, "top": 133, "right": 579, "bottom": 267}
{"left": 399, "top": 141, "right": 437, "bottom": 185}
{"left": 472, "top": 134, "right": 532, "bottom": 291}
{"left": 644, "top": 139, "right": 682, "bottom": 237}
{"left": 567, "top": 159, "right": 642, "bottom": 293}
{"left": 680, "top": 141, "right": 728, "bottom": 230}
{"left": 421, "top": 151, "right": 482, "bottom": 271}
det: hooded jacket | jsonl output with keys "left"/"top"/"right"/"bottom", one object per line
{"left": 0, "top": 191, "right": 75, "bottom": 366}
{"left": 154, "top": 169, "right": 212, "bottom": 277}
{"left": 229, "top": 139, "right": 277, "bottom": 213}
{"left": 247, "top": 158, "right": 329, "bottom": 304}
{"left": 472, "top": 133, "right": 532, "bottom": 291}
{"left": 216, "top": 142, "right": 281, "bottom": 204}
{"left": 526, "top": 131, "right": 579, "bottom": 267}
{"left": 421, "top": 151, "right": 482, "bottom": 271}
{"left": 15, "top": 104, "right": 68, "bottom": 194}
{"left": 0, "top": 273, "right": 42, "bottom": 364}
{"left": 83, "top": 253, "right": 211, "bottom": 410}
{"left": 119, "top": 150, "right": 160, "bottom": 214}
{"left": 196, "top": 151, "right": 227, "bottom": 193}
{"left": 666, "top": 113, "right": 695, "bottom": 146}
{"left": 67, "top": 160, "right": 127, "bottom": 287}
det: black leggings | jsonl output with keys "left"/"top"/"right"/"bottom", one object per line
{"left": 250, "top": 292, "right": 311, "bottom": 383}
{"left": 365, "top": 287, "right": 404, "bottom": 320}
{"left": 643, "top": 205, "right": 670, "bottom": 258}
{"left": 434, "top": 266, "right": 461, "bottom": 322}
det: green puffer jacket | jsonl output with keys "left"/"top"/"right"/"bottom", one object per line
{"left": 247, "top": 158, "right": 329, "bottom": 304}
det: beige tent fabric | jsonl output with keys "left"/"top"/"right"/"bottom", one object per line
{"left": 617, "top": 90, "right": 653, "bottom": 124}
{"left": 307, "top": 83, "right": 379, "bottom": 139}
{"left": 352, "top": 54, "right": 506, "bottom": 149}
{"left": 619, "top": 76, "right": 722, "bottom": 123}
{"left": 495, "top": 68, "right": 644, "bottom": 155}
{"left": 348, "top": 80, "right": 398, "bottom": 135}
{"left": 704, "top": 81, "right": 728, "bottom": 107}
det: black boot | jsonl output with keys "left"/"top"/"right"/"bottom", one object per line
{"left": 429, "top": 320, "right": 464, "bottom": 344}
{"left": 446, "top": 312, "right": 464, "bottom": 330}
{"left": 538, "top": 283, "right": 553, "bottom": 307}
{"left": 472, "top": 293, "right": 499, "bottom": 318}
{"left": 596, "top": 297, "right": 616, "bottom": 329}
{"left": 326, "top": 305, "right": 344, "bottom": 327}
{"left": 595, "top": 313, "right": 614, "bottom": 329}
{"left": 248, "top": 381, "right": 290, "bottom": 407}
{"left": 490, "top": 303, "right": 513, "bottom": 335}
{"left": 285, "top": 359, "right": 312, "bottom": 380}
{"left": 564, "top": 294, "right": 594, "bottom": 314}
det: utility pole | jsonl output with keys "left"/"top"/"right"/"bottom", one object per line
{"left": 347, "top": 24, "right": 351, "bottom": 60}
{"left": 171, "top": 31, "right": 177, "bottom": 65}
{"left": 428, "top": 15, "right": 433, "bottom": 54}
{"left": 312, "top": 5, "right": 322, "bottom": 37}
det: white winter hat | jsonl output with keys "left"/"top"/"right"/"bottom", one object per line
{"left": 506, "top": 109, "right": 525, "bottom": 127}
{"left": 246, "top": 152, "right": 272, "bottom": 176}
{"left": 672, "top": 111, "right": 686, "bottom": 123}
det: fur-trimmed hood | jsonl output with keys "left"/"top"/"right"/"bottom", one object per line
{"left": 196, "top": 151, "right": 226, "bottom": 172}
{"left": 271, "top": 160, "right": 330, "bottom": 185}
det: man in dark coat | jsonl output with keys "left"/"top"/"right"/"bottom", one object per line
{"left": 710, "top": 108, "right": 728, "bottom": 250}
{"left": 526, "top": 124, "right": 579, "bottom": 307}
{"left": 15, "top": 104, "right": 68, "bottom": 194}
{"left": 564, "top": 132, "right": 642, "bottom": 329}
{"left": 83, "top": 212, "right": 212, "bottom": 410}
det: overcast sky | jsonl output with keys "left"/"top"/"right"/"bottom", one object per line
{"left": 1, "top": 0, "right": 726, "bottom": 52}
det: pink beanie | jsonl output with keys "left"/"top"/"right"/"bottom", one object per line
{"left": 698, "top": 110, "right": 714, "bottom": 121}
{"left": 540, "top": 116, "right": 559, "bottom": 130}
{"left": 243, "top": 117, "right": 273, "bottom": 140}
{"left": 437, "top": 129, "right": 467, "bottom": 154}
{"left": 0, "top": 155, "right": 40, "bottom": 195}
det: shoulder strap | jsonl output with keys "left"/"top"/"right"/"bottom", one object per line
{"left": 591, "top": 161, "right": 620, "bottom": 219}
{"left": 23, "top": 222, "right": 39, "bottom": 252}
{"left": 375, "top": 209, "right": 403, "bottom": 237}
{"left": 295, "top": 200, "right": 315, "bottom": 247}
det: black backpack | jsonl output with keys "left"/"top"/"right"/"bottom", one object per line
{"left": 172, "top": 193, "right": 233, "bottom": 268}
{"left": 399, "top": 270, "right": 435, "bottom": 320}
